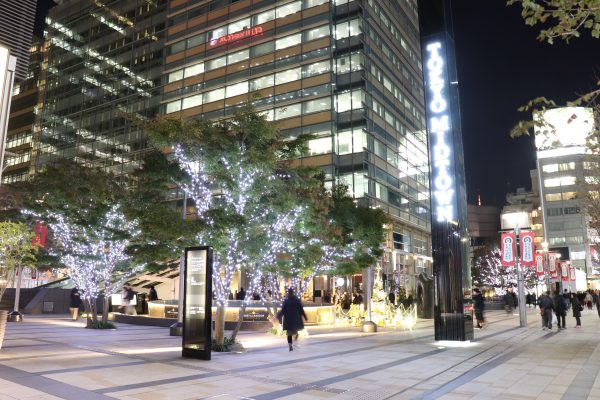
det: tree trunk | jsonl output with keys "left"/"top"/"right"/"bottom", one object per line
{"left": 85, "top": 298, "right": 93, "bottom": 327}
{"left": 230, "top": 303, "right": 246, "bottom": 342}
{"left": 214, "top": 305, "right": 226, "bottom": 345}
{"left": 102, "top": 297, "right": 110, "bottom": 322}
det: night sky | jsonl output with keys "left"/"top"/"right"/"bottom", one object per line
{"left": 451, "top": 1, "right": 600, "bottom": 206}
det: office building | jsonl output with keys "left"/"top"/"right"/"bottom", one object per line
{"left": 35, "top": 0, "right": 168, "bottom": 177}
{"left": 162, "top": 0, "right": 431, "bottom": 296}
{"left": 535, "top": 107, "right": 597, "bottom": 282}
{"left": 0, "top": 0, "right": 37, "bottom": 82}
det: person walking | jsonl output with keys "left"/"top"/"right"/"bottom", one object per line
{"left": 538, "top": 291, "right": 553, "bottom": 330}
{"left": 596, "top": 290, "right": 600, "bottom": 318}
{"left": 531, "top": 292, "right": 537, "bottom": 308}
{"left": 473, "top": 288, "right": 485, "bottom": 329}
{"left": 503, "top": 288, "right": 514, "bottom": 314}
{"left": 69, "top": 287, "right": 82, "bottom": 320}
{"left": 122, "top": 285, "right": 137, "bottom": 315}
{"left": 553, "top": 290, "right": 566, "bottom": 330}
{"left": 526, "top": 293, "right": 531, "bottom": 308}
{"left": 277, "top": 288, "right": 308, "bottom": 351}
{"left": 585, "top": 292, "right": 593, "bottom": 310}
{"left": 571, "top": 293, "right": 582, "bottom": 327}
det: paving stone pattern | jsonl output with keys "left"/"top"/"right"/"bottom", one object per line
{"left": 1, "top": 307, "right": 600, "bottom": 399}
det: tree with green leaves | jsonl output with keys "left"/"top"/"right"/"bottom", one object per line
{"left": 0, "top": 222, "right": 38, "bottom": 303}
{"left": 147, "top": 105, "right": 317, "bottom": 345}
{"left": 16, "top": 161, "right": 139, "bottom": 324}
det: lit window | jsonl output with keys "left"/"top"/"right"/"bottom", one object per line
{"left": 184, "top": 63, "right": 204, "bottom": 78}
{"left": 275, "top": 103, "right": 301, "bottom": 120}
{"left": 305, "top": 0, "right": 328, "bottom": 6}
{"left": 305, "top": 25, "right": 330, "bottom": 41}
{"left": 307, "top": 136, "right": 332, "bottom": 155}
{"left": 253, "top": 9, "right": 275, "bottom": 25}
{"left": 209, "top": 27, "right": 226, "bottom": 41}
{"left": 204, "top": 88, "right": 225, "bottom": 103}
{"left": 276, "top": 1, "right": 301, "bottom": 19}
{"left": 336, "top": 89, "right": 363, "bottom": 112}
{"left": 335, "top": 18, "right": 362, "bottom": 40}
{"left": 166, "top": 100, "right": 181, "bottom": 113}
{"left": 228, "top": 18, "right": 251, "bottom": 34}
{"left": 227, "top": 49, "right": 249, "bottom": 64}
{"left": 167, "top": 69, "right": 183, "bottom": 83}
{"left": 250, "top": 75, "right": 274, "bottom": 91}
{"left": 275, "top": 33, "right": 302, "bottom": 50}
{"left": 542, "top": 164, "right": 558, "bottom": 173}
{"left": 182, "top": 94, "right": 203, "bottom": 109}
{"left": 544, "top": 176, "right": 576, "bottom": 187}
{"left": 275, "top": 67, "right": 301, "bottom": 85}
{"left": 303, "top": 60, "right": 330, "bottom": 77}
{"left": 336, "top": 52, "right": 363, "bottom": 74}
{"left": 337, "top": 128, "right": 365, "bottom": 155}
{"left": 226, "top": 82, "right": 249, "bottom": 98}
{"left": 206, "top": 56, "right": 226, "bottom": 71}
{"left": 303, "top": 97, "right": 331, "bottom": 114}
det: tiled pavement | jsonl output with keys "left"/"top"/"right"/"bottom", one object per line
{"left": 1, "top": 307, "right": 600, "bottom": 399}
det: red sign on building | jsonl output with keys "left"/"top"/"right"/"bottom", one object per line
{"left": 209, "top": 27, "right": 264, "bottom": 47}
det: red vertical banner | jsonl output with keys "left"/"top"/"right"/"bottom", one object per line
{"left": 519, "top": 231, "right": 535, "bottom": 266}
{"left": 535, "top": 253, "right": 545, "bottom": 276}
{"left": 32, "top": 221, "right": 48, "bottom": 248}
{"left": 560, "top": 262, "right": 569, "bottom": 282}
{"left": 500, "top": 232, "right": 516, "bottom": 267}
{"left": 548, "top": 253, "right": 558, "bottom": 274}
{"left": 569, "top": 266, "right": 576, "bottom": 281}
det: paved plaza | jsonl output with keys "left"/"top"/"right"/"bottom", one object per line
{"left": 1, "top": 307, "right": 600, "bottom": 399}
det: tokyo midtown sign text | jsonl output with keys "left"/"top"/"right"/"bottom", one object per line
{"left": 425, "top": 42, "right": 454, "bottom": 223}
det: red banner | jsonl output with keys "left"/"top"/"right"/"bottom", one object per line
{"left": 548, "top": 253, "right": 558, "bottom": 274}
{"left": 569, "top": 266, "right": 576, "bottom": 281}
{"left": 560, "top": 262, "right": 569, "bottom": 282}
{"left": 501, "top": 232, "right": 516, "bottom": 267}
{"left": 519, "top": 231, "right": 535, "bottom": 266}
{"left": 32, "top": 221, "right": 47, "bottom": 248}
{"left": 535, "top": 253, "right": 545, "bottom": 276}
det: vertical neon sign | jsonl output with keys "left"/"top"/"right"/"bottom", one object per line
{"left": 425, "top": 41, "right": 455, "bottom": 223}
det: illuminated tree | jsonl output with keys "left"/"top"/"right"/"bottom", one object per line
{"left": 472, "top": 246, "right": 539, "bottom": 293}
{"left": 16, "top": 161, "right": 151, "bottom": 325}
{"left": 0, "top": 222, "right": 38, "bottom": 302}
{"left": 147, "top": 106, "right": 316, "bottom": 345}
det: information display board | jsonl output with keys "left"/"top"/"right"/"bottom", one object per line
{"left": 182, "top": 247, "right": 212, "bottom": 360}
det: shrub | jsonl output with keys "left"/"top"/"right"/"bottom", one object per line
{"left": 211, "top": 336, "right": 236, "bottom": 352}
{"left": 87, "top": 321, "right": 116, "bottom": 329}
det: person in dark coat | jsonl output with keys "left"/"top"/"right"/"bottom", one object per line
{"left": 277, "top": 288, "right": 308, "bottom": 351}
{"left": 531, "top": 292, "right": 537, "bottom": 308}
{"left": 148, "top": 285, "right": 158, "bottom": 301}
{"left": 571, "top": 293, "right": 582, "bottom": 327}
{"left": 70, "top": 287, "right": 82, "bottom": 320}
{"left": 538, "top": 291, "right": 554, "bottom": 330}
{"left": 473, "top": 288, "right": 485, "bottom": 329}
{"left": 553, "top": 290, "right": 566, "bottom": 330}
{"left": 503, "top": 288, "right": 514, "bottom": 314}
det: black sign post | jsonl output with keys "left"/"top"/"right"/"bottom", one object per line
{"left": 418, "top": 0, "right": 473, "bottom": 341}
{"left": 182, "top": 246, "right": 213, "bottom": 360}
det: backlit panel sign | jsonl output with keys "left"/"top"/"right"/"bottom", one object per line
{"left": 535, "top": 107, "right": 594, "bottom": 150}
{"left": 424, "top": 41, "right": 455, "bottom": 223}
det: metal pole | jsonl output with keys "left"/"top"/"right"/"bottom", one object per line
{"left": 170, "top": 192, "right": 187, "bottom": 336}
{"left": 515, "top": 226, "right": 527, "bottom": 327}
{"left": 8, "top": 266, "right": 24, "bottom": 322}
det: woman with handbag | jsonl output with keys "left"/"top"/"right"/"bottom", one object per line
{"left": 571, "top": 293, "right": 582, "bottom": 328}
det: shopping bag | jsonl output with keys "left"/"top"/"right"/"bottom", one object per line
{"left": 552, "top": 312, "right": 557, "bottom": 325}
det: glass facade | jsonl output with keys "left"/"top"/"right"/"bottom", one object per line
{"left": 36, "top": 0, "right": 168, "bottom": 177}
{"left": 163, "top": 0, "right": 432, "bottom": 294}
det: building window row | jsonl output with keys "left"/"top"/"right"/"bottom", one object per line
{"left": 545, "top": 192, "right": 578, "bottom": 202}
{"left": 5, "top": 130, "right": 33, "bottom": 149}
{"left": 547, "top": 220, "right": 586, "bottom": 231}
{"left": 167, "top": 59, "right": 332, "bottom": 113}
{"left": 548, "top": 235, "right": 584, "bottom": 246}
{"left": 365, "top": 0, "right": 419, "bottom": 43}
{"left": 542, "top": 162, "right": 576, "bottom": 173}
{"left": 168, "top": 0, "right": 328, "bottom": 55}
{"left": 547, "top": 206, "right": 581, "bottom": 216}
{"left": 544, "top": 176, "right": 576, "bottom": 188}
{"left": 167, "top": 24, "right": 331, "bottom": 83}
